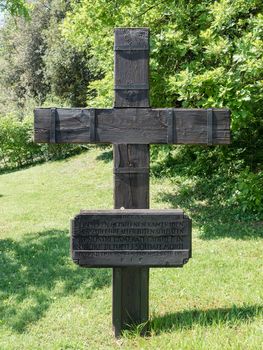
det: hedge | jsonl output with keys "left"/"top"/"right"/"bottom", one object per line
{"left": 0, "top": 114, "right": 86, "bottom": 171}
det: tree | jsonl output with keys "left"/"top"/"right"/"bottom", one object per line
{"left": 0, "top": 0, "right": 97, "bottom": 113}
{"left": 0, "top": 0, "right": 29, "bottom": 17}
{"left": 0, "top": 0, "right": 51, "bottom": 110}
{"left": 61, "top": 0, "right": 263, "bottom": 164}
{"left": 43, "top": 0, "right": 98, "bottom": 107}
{"left": 61, "top": 0, "right": 263, "bottom": 214}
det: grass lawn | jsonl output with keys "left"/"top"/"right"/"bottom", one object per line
{"left": 0, "top": 146, "right": 262, "bottom": 349}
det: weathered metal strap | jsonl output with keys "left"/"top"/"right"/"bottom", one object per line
{"left": 89, "top": 108, "right": 96, "bottom": 143}
{"left": 207, "top": 108, "right": 213, "bottom": 145}
{"left": 114, "top": 46, "right": 148, "bottom": 51}
{"left": 114, "top": 167, "right": 149, "bottom": 174}
{"left": 167, "top": 109, "right": 174, "bottom": 144}
{"left": 114, "top": 84, "right": 149, "bottom": 90}
{"left": 50, "top": 108, "right": 56, "bottom": 143}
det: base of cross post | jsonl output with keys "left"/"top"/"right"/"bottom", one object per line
{"left": 112, "top": 267, "right": 149, "bottom": 337}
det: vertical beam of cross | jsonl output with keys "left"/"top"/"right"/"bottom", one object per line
{"left": 112, "top": 28, "right": 150, "bottom": 337}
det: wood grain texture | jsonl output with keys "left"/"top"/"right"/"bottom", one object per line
{"left": 114, "top": 144, "right": 150, "bottom": 209}
{"left": 72, "top": 250, "right": 190, "bottom": 267}
{"left": 113, "top": 266, "right": 148, "bottom": 335}
{"left": 113, "top": 28, "right": 150, "bottom": 337}
{"left": 114, "top": 28, "right": 149, "bottom": 107}
{"left": 114, "top": 28, "right": 149, "bottom": 50}
{"left": 71, "top": 209, "right": 192, "bottom": 267}
{"left": 34, "top": 108, "right": 231, "bottom": 145}
{"left": 113, "top": 144, "right": 150, "bottom": 336}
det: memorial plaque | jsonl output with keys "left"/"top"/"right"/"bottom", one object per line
{"left": 71, "top": 209, "right": 192, "bottom": 267}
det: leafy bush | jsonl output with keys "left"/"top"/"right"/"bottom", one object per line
{"left": 0, "top": 0, "right": 97, "bottom": 110}
{"left": 0, "top": 114, "right": 86, "bottom": 171}
{"left": 229, "top": 168, "right": 263, "bottom": 215}
{"left": 61, "top": 0, "right": 263, "bottom": 215}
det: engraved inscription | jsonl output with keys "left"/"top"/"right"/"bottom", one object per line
{"left": 73, "top": 215, "right": 189, "bottom": 251}
{"left": 71, "top": 210, "right": 192, "bottom": 267}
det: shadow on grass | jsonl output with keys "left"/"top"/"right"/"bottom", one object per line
{"left": 0, "top": 229, "right": 111, "bottom": 333}
{"left": 155, "top": 177, "right": 263, "bottom": 240}
{"left": 0, "top": 148, "right": 90, "bottom": 175}
{"left": 0, "top": 160, "right": 46, "bottom": 175}
{"left": 96, "top": 149, "right": 113, "bottom": 163}
{"left": 150, "top": 305, "right": 262, "bottom": 334}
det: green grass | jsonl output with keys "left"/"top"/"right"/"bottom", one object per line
{"left": 0, "top": 146, "right": 262, "bottom": 350}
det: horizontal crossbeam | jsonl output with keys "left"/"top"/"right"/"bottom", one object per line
{"left": 34, "top": 107, "right": 230, "bottom": 145}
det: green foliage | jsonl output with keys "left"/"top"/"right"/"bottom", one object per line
{"left": 151, "top": 143, "right": 263, "bottom": 218}
{"left": 62, "top": 0, "right": 263, "bottom": 117}
{"left": 0, "top": 1, "right": 51, "bottom": 107}
{"left": 44, "top": 31, "right": 96, "bottom": 107}
{"left": 0, "top": 114, "right": 35, "bottom": 169}
{"left": 0, "top": 0, "right": 97, "bottom": 110}
{"left": 61, "top": 0, "right": 263, "bottom": 215}
{"left": 0, "top": 0, "right": 98, "bottom": 173}
{"left": 43, "top": 0, "right": 98, "bottom": 107}
{"left": 0, "top": 114, "right": 86, "bottom": 171}
{"left": 62, "top": 0, "right": 263, "bottom": 129}
{"left": 0, "top": 0, "right": 29, "bottom": 17}
{"left": 229, "top": 168, "right": 263, "bottom": 215}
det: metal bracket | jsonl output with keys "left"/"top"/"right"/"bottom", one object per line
{"left": 50, "top": 108, "right": 56, "bottom": 143}
{"left": 89, "top": 108, "right": 96, "bottom": 143}
{"left": 114, "top": 84, "right": 149, "bottom": 90}
{"left": 114, "top": 167, "right": 149, "bottom": 174}
{"left": 167, "top": 109, "right": 174, "bottom": 144}
{"left": 114, "top": 46, "right": 148, "bottom": 51}
{"left": 207, "top": 108, "right": 213, "bottom": 145}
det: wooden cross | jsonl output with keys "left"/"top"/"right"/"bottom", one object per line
{"left": 34, "top": 28, "right": 230, "bottom": 337}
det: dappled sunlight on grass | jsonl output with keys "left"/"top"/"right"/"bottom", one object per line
{"left": 0, "top": 229, "right": 111, "bottom": 332}
{"left": 154, "top": 176, "right": 263, "bottom": 240}
{"left": 0, "top": 149, "right": 262, "bottom": 349}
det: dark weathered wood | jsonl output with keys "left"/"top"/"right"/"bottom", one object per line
{"left": 71, "top": 209, "right": 191, "bottom": 267}
{"left": 50, "top": 108, "right": 57, "bottom": 143}
{"left": 113, "top": 28, "right": 150, "bottom": 337}
{"left": 73, "top": 250, "right": 190, "bottom": 267}
{"left": 119, "top": 267, "right": 149, "bottom": 328}
{"left": 112, "top": 266, "right": 149, "bottom": 334}
{"left": 114, "top": 27, "right": 149, "bottom": 50}
{"left": 114, "top": 144, "right": 150, "bottom": 208}
{"left": 114, "top": 28, "right": 149, "bottom": 107}
{"left": 113, "top": 144, "right": 150, "bottom": 336}
{"left": 34, "top": 107, "right": 231, "bottom": 145}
